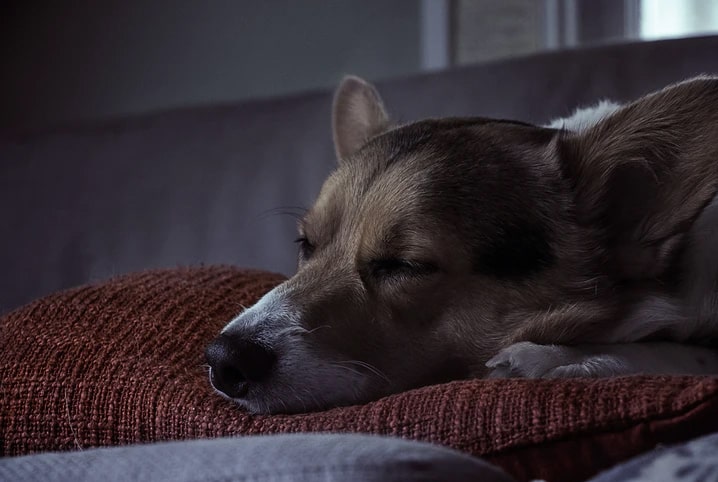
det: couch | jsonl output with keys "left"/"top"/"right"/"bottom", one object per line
{"left": 2, "top": 36, "right": 718, "bottom": 482}
{"left": 3, "top": 35, "right": 718, "bottom": 315}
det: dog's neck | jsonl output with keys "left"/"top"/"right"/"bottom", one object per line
{"left": 546, "top": 100, "right": 622, "bottom": 132}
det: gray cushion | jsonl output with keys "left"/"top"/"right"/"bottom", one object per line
{"left": 589, "top": 432, "right": 718, "bottom": 482}
{"left": 0, "top": 434, "right": 516, "bottom": 482}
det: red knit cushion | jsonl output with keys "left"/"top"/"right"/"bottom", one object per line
{"left": 1, "top": 266, "right": 717, "bottom": 482}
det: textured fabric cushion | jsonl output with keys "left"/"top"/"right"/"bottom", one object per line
{"left": 0, "top": 433, "right": 516, "bottom": 482}
{"left": 590, "top": 432, "right": 718, "bottom": 482}
{"left": 1, "top": 266, "right": 718, "bottom": 482}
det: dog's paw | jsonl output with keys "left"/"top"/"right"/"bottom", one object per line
{"left": 485, "top": 342, "right": 597, "bottom": 379}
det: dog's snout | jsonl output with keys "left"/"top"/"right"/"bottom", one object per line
{"left": 205, "top": 333, "right": 277, "bottom": 398}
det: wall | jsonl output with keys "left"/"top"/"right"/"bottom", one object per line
{"left": 0, "top": 0, "right": 421, "bottom": 130}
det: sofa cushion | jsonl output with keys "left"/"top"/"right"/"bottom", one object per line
{"left": 1, "top": 266, "right": 717, "bottom": 482}
{"left": 0, "top": 433, "right": 517, "bottom": 482}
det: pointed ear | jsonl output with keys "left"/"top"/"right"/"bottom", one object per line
{"left": 557, "top": 77, "right": 718, "bottom": 280}
{"left": 332, "top": 75, "right": 390, "bottom": 161}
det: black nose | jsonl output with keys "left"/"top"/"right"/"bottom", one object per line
{"left": 205, "top": 333, "right": 277, "bottom": 398}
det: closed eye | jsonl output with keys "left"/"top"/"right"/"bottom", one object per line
{"left": 370, "top": 258, "right": 438, "bottom": 280}
{"left": 294, "top": 236, "right": 315, "bottom": 260}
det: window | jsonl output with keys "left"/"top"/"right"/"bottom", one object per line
{"left": 640, "top": 0, "right": 718, "bottom": 40}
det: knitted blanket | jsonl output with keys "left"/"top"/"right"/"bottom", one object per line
{"left": 2, "top": 266, "right": 717, "bottom": 482}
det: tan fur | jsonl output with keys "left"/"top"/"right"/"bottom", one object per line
{"left": 560, "top": 77, "right": 718, "bottom": 281}
{"left": 208, "top": 75, "right": 718, "bottom": 413}
{"left": 332, "top": 76, "right": 390, "bottom": 160}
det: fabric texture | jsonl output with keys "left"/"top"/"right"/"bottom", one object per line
{"left": 2, "top": 266, "right": 718, "bottom": 482}
{"left": 0, "top": 433, "right": 516, "bottom": 482}
{"left": 5, "top": 432, "right": 717, "bottom": 482}
{"left": 590, "top": 432, "right": 718, "bottom": 482}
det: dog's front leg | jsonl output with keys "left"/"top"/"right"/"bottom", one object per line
{"left": 485, "top": 341, "right": 718, "bottom": 379}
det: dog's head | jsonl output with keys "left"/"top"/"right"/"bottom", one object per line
{"left": 207, "top": 76, "right": 718, "bottom": 413}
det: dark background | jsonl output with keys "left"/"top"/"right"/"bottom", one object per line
{"left": 0, "top": 0, "right": 423, "bottom": 131}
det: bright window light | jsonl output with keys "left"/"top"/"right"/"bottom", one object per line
{"left": 641, "top": 0, "right": 718, "bottom": 40}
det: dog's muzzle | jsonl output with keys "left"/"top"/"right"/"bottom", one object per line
{"left": 205, "top": 333, "right": 277, "bottom": 399}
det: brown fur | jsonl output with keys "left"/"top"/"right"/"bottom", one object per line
{"left": 208, "top": 76, "right": 718, "bottom": 412}
{"left": 299, "top": 76, "right": 718, "bottom": 378}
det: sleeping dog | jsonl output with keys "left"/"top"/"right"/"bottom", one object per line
{"left": 206, "top": 75, "right": 718, "bottom": 414}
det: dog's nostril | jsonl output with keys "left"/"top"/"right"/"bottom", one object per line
{"left": 209, "top": 366, "right": 249, "bottom": 399}
{"left": 205, "top": 333, "right": 277, "bottom": 398}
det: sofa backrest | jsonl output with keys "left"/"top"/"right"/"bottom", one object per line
{"left": 2, "top": 35, "right": 718, "bottom": 313}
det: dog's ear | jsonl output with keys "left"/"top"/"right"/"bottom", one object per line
{"left": 332, "top": 75, "right": 390, "bottom": 161}
{"left": 558, "top": 77, "right": 718, "bottom": 280}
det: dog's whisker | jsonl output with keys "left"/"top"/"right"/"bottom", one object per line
{"left": 255, "top": 206, "right": 308, "bottom": 222}
{"left": 276, "top": 394, "right": 289, "bottom": 413}
{"left": 304, "top": 388, "right": 322, "bottom": 411}
{"left": 337, "top": 360, "right": 391, "bottom": 384}
{"left": 331, "top": 364, "right": 375, "bottom": 402}
{"left": 329, "top": 363, "right": 364, "bottom": 378}
{"left": 276, "top": 324, "right": 331, "bottom": 338}
{"left": 285, "top": 384, "right": 307, "bottom": 413}
{"left": 227, "top": 301, "right": 250, "bottom": 315}
{"left": 274, "top": 326, "right": 301, "bottom": 337}
{"left": 305, "top": 324, "right": 331, "bottom": 335}
{"left": 274, "top": 326, "right": 309, "bottom": 338}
